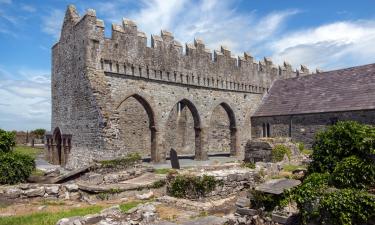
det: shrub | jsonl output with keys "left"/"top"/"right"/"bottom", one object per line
{"left": 330, "top": 155, "right": 375, "bottom": 189}
{"left": 0, "top": 129, "right": 16, "bottom": 153}
{"left": 309, "top": 121, "right": 375, "bottom": 173}
{"left": 289, "top": 173, "right": 330, "bottom": 223}
{"left": 167, "top": 174, "right": 219, "bottom": 198}
{"left": 151, "top": 179, "right": 166, "bottom": 188}
{"left": 277, "top": 121, "right": 375, "bottom": 225}
{"left": 318, "top": 189, "right": 375, "bottom": 225}
{"left": 100, "top": 152, "right": 141, "bottom": 168}
{"left": 0, "top": 152, "right": 35, "bottom": 184}
{"left": 241, "top": 162, "right": 256, "bottom": 169}
{"left": 271, "top": 144, "right": 291, "bottom": 162}
{"left": 297, "top": 142, "right": 305, "bottom": 153}
{"left": 249, "top": 189, "right": 287, "bottom": 211}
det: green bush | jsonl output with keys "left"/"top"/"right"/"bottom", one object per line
{"left": 100, "top": 152, "right": 141, "bottom": 168}
{"left": 249, "top": 189, "right": 287, "bottom": 211}
{"left": 0, "top": 129, "right": 16, "bottom": 153}
{"left": 0, "top": 152, "right": 35, "bottom": 184}
{"left": 309, "top": 121, "right": 375, "bottom": 173}
{"left": 330, "top": 155, "right": 375, "bottom": 189}
{"left": 167, "top": 174, "right": 219, "bottom": 198}
{"left": 318, "top": 189, "right": 375, "bottom": 225}
{"left": 241, "top": 162, "right": 256, "bottom": 169}
{"left": 297, "top": 142, "right": 305, "bottom": 153}
{"left": 271, "top": 144, "right": 291, "bottom": 162}
{"left": 275, "top": 121, "right": 375, "bottom": 225}
{"left": 290, "top": 173, "right": 330, "bottom": 223}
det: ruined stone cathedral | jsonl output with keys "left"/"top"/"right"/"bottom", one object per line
{"left": 46, "top": 5, "right": 375, "bottom": 169}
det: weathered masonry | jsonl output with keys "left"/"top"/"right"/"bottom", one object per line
{"left": 252, "top": 64, "right": 375, "bottom": 148}
{"left": 47, "top": 6, "right": 302, "bottom": 168}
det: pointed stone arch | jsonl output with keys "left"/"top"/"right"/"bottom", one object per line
{"left": 209, "top": 102, "right": 238, "bottom": 156}
{"left": 165, "top": 98, "right": 206, "bottom": 160}
{"left": 52, "top": 127, "right": 62, "bottom": 165}
{"left": 116, "top": 94, "right": 158, "bottom": 162}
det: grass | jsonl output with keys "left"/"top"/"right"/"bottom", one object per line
{"left": 301, "top": 149, "right": 313, "bottom": 155}
{"left": 100, "top": 152, "right": 141, "bottom": 168}
{"left": 154, "top": 168, "right": 174, "bottom": 174}
{"left": 14, "top": 145, "right": 43, "bottom": 159}
{"left": 31, "top": 169, "right": 45, "bottom": 176}
{"left": 40, "top": 200, "right": 66, "bottom": 206}
{"left": 119, "top": 199, "right": 156, "bottom": 213}
{"left": 282, "top": 164, "right": 307, "bottom": 172}
{"left": 119, "top": 201, "right": 143, "bottom": 213}
{"left": 0, "top": 205, "right": 103, "bottom": 225}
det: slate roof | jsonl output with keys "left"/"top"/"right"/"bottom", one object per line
{"left": 253, "top": 63, "right": 375, "bottom": 117}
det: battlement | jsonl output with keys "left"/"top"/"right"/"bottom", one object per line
{"left": 58, "top": 5, "right": 311, "bottom": 91}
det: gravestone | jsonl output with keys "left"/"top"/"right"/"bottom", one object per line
{"left": 170, "top": 148, "right": 180, "bottom": 169}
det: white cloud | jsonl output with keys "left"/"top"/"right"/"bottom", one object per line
{"left": 42, "top": 9, "right": 64, "bottom": 39}
{"left": 0, "top": 68, "right": 50, "bottom": 131}
{"left": 270, "top": 20, "right": 375, "bottom": 70}
{"left": 93, "top": 0, "right": 297, "bottom": 57}
{"left": 21, "top": 4, "right": 36, "bottom": 13}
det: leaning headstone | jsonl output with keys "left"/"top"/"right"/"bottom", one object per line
{"left": 170, "top": 148, "right": 180, "bottom": 169}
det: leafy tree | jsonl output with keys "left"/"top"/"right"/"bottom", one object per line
{"left": 31, "top": 128, "right": 46, "bottom": 139}
{"left": 0, "top": 129, "right": 16, "bottom": 153}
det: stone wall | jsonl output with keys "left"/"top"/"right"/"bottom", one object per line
{"left": 244, "top": 138, "right": 300, "bottom": 163}
{"left": 251, "top": 110, "right": 375, "bottom": 148}
{"left": 51, "top": 6, "right": 299, "bottom": 169}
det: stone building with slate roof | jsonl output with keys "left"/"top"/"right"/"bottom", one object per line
{"left": 48, "top": 5, "right": 375, "bottom": 168}
{"left": 251, "top": 63, "right": 375, "bottom": 147}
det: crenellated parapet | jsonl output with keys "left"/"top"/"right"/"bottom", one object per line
{"left": 57, "top": 6, "right": 308, "bottom": 93}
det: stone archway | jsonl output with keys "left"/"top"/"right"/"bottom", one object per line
{"left": 53, "top": 127, "right": 62, "bottom": 165}
{"left": 117, "top": 94, "right": 158, "bottom": 161}
{"left": 165, "top": 99, "right": 206, "bottom": 160}
{"left": 209, "top": 102, "right": 238, "bottom": 156}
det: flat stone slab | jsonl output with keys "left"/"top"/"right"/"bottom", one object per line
{"left": 182, "top": 216, "right": 228, "bottom": 225}
{"left": 120, "top": 172, "right": 165, "bottom": 186}
{"left": 158, "top": 195, "right": 236, "bottom": 211}
{"left": 78, "top": 173, "right": 165, "bottom": 193}
{"left": 255, "top": 178, "right": 301, "bottom": 195}
{"left": 49, "top": 165, "right": 93, "bottom": 184}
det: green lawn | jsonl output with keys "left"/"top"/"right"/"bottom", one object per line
{"left": 0, "top": 206, "right": 103, "bottom": 225}
{"left": 14, "top": 146, "right": 43, "bottom": 159}
{"left": 282, "top": 164, "right": 307, "bottom": 172}
{"left": 154, "top": 168, "right": 174, "bottom": 174}
{"left": 119, "top": 201, "right": 143, "bottom": 213}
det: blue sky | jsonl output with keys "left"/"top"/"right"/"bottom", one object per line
{"left": 1, "top": 0, "right": 375, "bottom": 131}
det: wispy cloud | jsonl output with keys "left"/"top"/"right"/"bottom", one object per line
{"left": 270, "top": 20, "right": 375, "bottom": 69}
{"left": 97, "top": 0, "right": 298, "bottom": 57}
{"left": 20, "top": 4, "right": 36, "bottom": 13}
{"left": 0, "top": 67, "right": 50, "bottom": 131}
{"left": 41, "top": 9, "right": 64, "bottom": 39}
